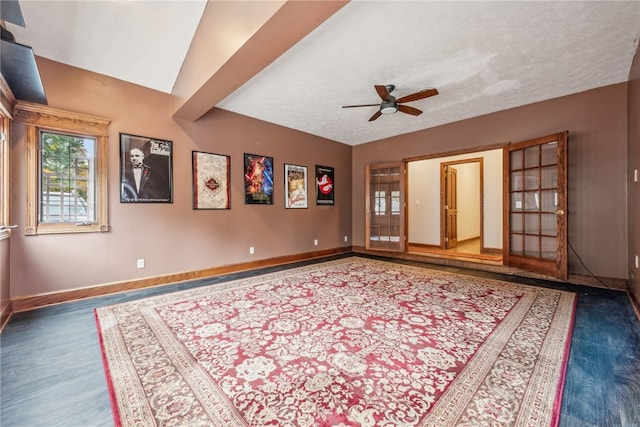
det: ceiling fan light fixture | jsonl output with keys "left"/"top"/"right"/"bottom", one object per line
{"left": 380, "top": 101, "right": 397, "bottom": 115}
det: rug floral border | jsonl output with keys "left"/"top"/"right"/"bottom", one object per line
{"left": 95, "top": 257, "right": 576, "bottom": 426}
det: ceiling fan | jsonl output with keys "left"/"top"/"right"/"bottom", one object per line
{"left": 342, "top": 84, "right": 438, "bottom": 122}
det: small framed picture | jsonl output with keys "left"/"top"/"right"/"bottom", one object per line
{"left": 315, "top": 165, "right": 334, "bottom": 205}
{"left": 192, "top": 151, "right": 231, "bottom": 209}
{"left": 120, "top": 133, "right": 173, "bottom": 203}
{"left": 285, "top": 164, "right": 307, "bottom": 209}
{"left": 244, "top": 153, "right": 274, "bottom": 205}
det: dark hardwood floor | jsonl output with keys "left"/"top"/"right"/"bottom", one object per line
{"left": 1, "top": 254, "right": 639, "bottom": 426}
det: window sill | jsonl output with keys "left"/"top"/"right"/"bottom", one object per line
{"left": 25, "top": 223, "right": 109, "bottom": 235}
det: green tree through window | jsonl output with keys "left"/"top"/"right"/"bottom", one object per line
{"left": 40, "top": 131, "right": 95, "bottom": 223}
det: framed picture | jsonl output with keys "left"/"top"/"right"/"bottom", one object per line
{"left": 120, "top": 133, "right": 173, "bottom": 203}
{"left": 244, "top": 153, "right": 274, "bottom": 205}
{"left": 192, "top": 151, "right": 231, "bottom": 209}
{"left": 315, "top": 165, "right": 334, "bottom": 205}
{"left": 284, "top": 164, "right": 307, "bottom": 209}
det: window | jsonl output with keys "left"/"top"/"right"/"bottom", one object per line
{"left": 0, "top": 74, "right": 15, "bottom": 239}
{"left": 374, "top": 190, "right": 386, "bottom": 215}
{"left": 14, "top": 101, "right": 110, "bottom": 235}
{"left": 39, "top": 131, "right": 95, "bottom": 223}
{"left": 373, "top": 190, "right": 400, "bottom": 216}
{"left": 390, "top": 190, "right": 400, "bottom": 215}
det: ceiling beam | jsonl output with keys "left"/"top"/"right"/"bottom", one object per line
{"left": 171, "top": 0, "right": 349, "bottom": 121}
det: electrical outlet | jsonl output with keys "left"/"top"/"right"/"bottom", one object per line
{"left": 635, "top": 169, "right": 639, "bottom": 183}
{"left": 344, "top": 236, "right": 348, "bottom": 242}
{"left": 314, "top": 239, "right": 318, "bottom": 246}
{"left": 249, "top": 247, "right": 254, "bottom": 254}
{"left": 137, "top": 259, "right": 144, "bottom": 269}
{"left": 635, "top": 255, "right": 639, "bottom": 269}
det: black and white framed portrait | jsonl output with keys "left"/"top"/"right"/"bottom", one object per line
{"left": 120, "top": 133, "right": 173, "bottom": 203}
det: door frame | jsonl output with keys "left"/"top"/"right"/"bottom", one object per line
{"left": 403, "top": 134, "right": 567, "bottom": 279}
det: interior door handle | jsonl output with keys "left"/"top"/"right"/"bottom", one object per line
{"left": 555, "top": 210, "right": 565, "bottom": 216}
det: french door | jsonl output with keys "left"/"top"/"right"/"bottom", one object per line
{"left": 365, "top": 162, "right": 405, "bottom": 252}
{"left": 504, "top": 132, "right": 568, "bottom": 278}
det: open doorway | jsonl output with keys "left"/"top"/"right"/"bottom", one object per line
{"left": 441, "top": 159, "right": 482, "bottom": 254}
{"left": 406, "top": 149, "right": 503, "bottom": 263}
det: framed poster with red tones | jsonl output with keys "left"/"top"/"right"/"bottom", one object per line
{"left": 315, "top": 165, "right": 334, "bottom": 205}
{"left": 192, "top": 151, "right": 230, "bottom": 209}
{"left": 244, "top": 153, "right": 274, "bottom": 205}
{"left": 285, "top": 163, "right": 308, "bottom": 208}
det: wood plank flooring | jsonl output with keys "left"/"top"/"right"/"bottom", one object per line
{"left": 1, "top": 254, "right": 639, "bottom": 426}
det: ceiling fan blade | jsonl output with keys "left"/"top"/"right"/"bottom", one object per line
{"left": 375, "top": 85, "right": 394, "bottom": 102}
{"left": 368, "top": 111, "right": 382, "bottom": 122}
{"left": 396, "top": 88, "right": 439, "bottom": 104}
{"left": 398, "top": 104, "right": 423, "bottom": 116}
{"left": 342, "top": 103, "right": 381, "bottom": 108}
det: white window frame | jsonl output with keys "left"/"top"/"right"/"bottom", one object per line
{"left": 14, "top": 101, "right": 110, "bottom": 235}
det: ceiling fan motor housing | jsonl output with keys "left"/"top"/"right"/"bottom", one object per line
{"left": 380, "top": 100, "right": 398, "bottom": 114}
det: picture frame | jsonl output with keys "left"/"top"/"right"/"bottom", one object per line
{"left": 192, "top": 151, "right": 231, "bottom": 209}
{"left": 120, "top": 133, "right": 173, "bottom": 203}
{"left": 284, "top": 164, "right": 308, "bottom": 209}
{"left": 315, "top": 165, "right": 334, "bottom": 205}
{"left": 244, "top": 153, "right": 274, "bottom": 205}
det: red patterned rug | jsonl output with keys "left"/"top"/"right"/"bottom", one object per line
{"left": 95, "top": 257, "right": 576, "bottom": 426}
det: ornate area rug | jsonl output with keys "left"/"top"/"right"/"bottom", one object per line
{"left": 95, "top": 257, "right": 576, "bottom": 426}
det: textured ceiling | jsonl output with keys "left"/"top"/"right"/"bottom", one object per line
{"left": 6, "top": 1, "right": 640, "bottom": 146}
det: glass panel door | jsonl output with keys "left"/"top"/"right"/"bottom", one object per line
{"left": 366, "top": 162, "right": 405, "bottom": 252}
{"left": 504, "top": 132, "right": 568, "bottom": 278}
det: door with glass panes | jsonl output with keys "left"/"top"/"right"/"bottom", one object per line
{"left": 365, "top": 162, "right": 405, "bottom": 252}
{"left": 504, "top": 132, "right": 568, "bottom": 278}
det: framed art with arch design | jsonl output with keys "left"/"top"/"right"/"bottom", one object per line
{"left": 192, "top": 151, "right": 231, "bottom": 209}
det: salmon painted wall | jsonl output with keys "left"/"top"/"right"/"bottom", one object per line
{"left": 353, "top": 83, "right": 629, "bottom": 279}
{"left": 9, "top": 58, "right": 352, "bottom": 298}
{"left": 628, "top": 42, "right": 640, "bottom": 300}
{"left": 0, "top": 238, "right": 8, "bottom": 309}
